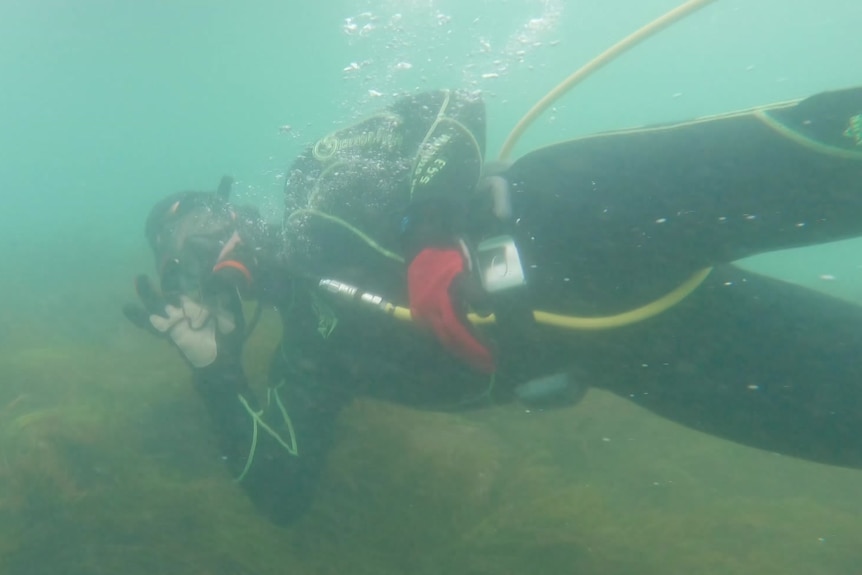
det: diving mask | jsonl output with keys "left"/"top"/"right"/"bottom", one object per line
{"left": 145, "top": 179, "right": 239, "bottom": 298}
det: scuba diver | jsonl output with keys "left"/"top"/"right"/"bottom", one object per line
{"left": 125, "top": 85, "right": 862, "bottom": 525}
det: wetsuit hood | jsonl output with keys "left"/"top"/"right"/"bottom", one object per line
{"left": 145, "top": 176, "right": 241, "bottom": 296}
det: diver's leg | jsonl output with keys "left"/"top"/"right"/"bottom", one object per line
{"left": 505, "top": 86, "right": 862, "bottom": 304}
{"left": 589, "top": 264, "right": 862, "bottom": 469}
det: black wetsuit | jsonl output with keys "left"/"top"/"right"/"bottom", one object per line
{"left": 192, "top": 88, "right": 862, "bottom": 524}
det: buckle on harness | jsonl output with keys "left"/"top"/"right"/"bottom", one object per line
{"left": 475, "top": 235, "right": 526, "bottom": 294}
{"left": 475, "top": 235, "right": 533, "bottom": 334}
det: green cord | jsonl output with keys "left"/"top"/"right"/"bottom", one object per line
{"left": 269, "top": 383, "right": 299, "bottom": 455}
{"left": 235, "top": 398, "right": 259, "bottom": 483}
{"left": 234, "top": 388, "right": 299, "bottom": 483}
{"left": 844, "top": 114, "right": 862, "bottom": 146}
{"left": 286, "top": 208, "right": 404, "bottom": 263}
{"left": 456, "top": 372, "right": 496, "bottom": 408}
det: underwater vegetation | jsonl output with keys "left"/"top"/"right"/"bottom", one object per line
{"left": 0, "top": 307, "right": 860, "bottom": 574}
{"left": 0, "top": 337, "right": 304, "bottom": 575}
{"left": 290, "top": 395, "right": 862, "bottom": 575}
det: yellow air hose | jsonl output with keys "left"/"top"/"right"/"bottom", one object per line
{"left": 323, "top": 266, "right": 714, "bottom": 330}
{"left": 488, "top": 0, "right": 719, "bottom": 330}
{"left": 499, "top": 0, "right": 718, "bottom": 161}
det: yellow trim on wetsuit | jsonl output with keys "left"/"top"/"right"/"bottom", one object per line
{"left": 755, "top": 111, "right": 862, "bottom": 160}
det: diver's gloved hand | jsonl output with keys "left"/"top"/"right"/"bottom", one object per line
{"left": 123, "top": 275, "right": 240, "bottom": 368}
{"left": 407, "top": 245, "right": 495, "bottom": 374}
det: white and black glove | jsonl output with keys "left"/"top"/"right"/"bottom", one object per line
{"left": 123, "top": 275, "right": 241, "bottom": 369}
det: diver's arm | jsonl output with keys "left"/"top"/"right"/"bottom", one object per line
{"left": 124, "top": 272, "right": 302, "bottom": 525}
{"left": 192, "top": 244, "right": 315, "bottom": 525}
{"left": 128, "top": 179, "right": 307, "bottom": 524}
